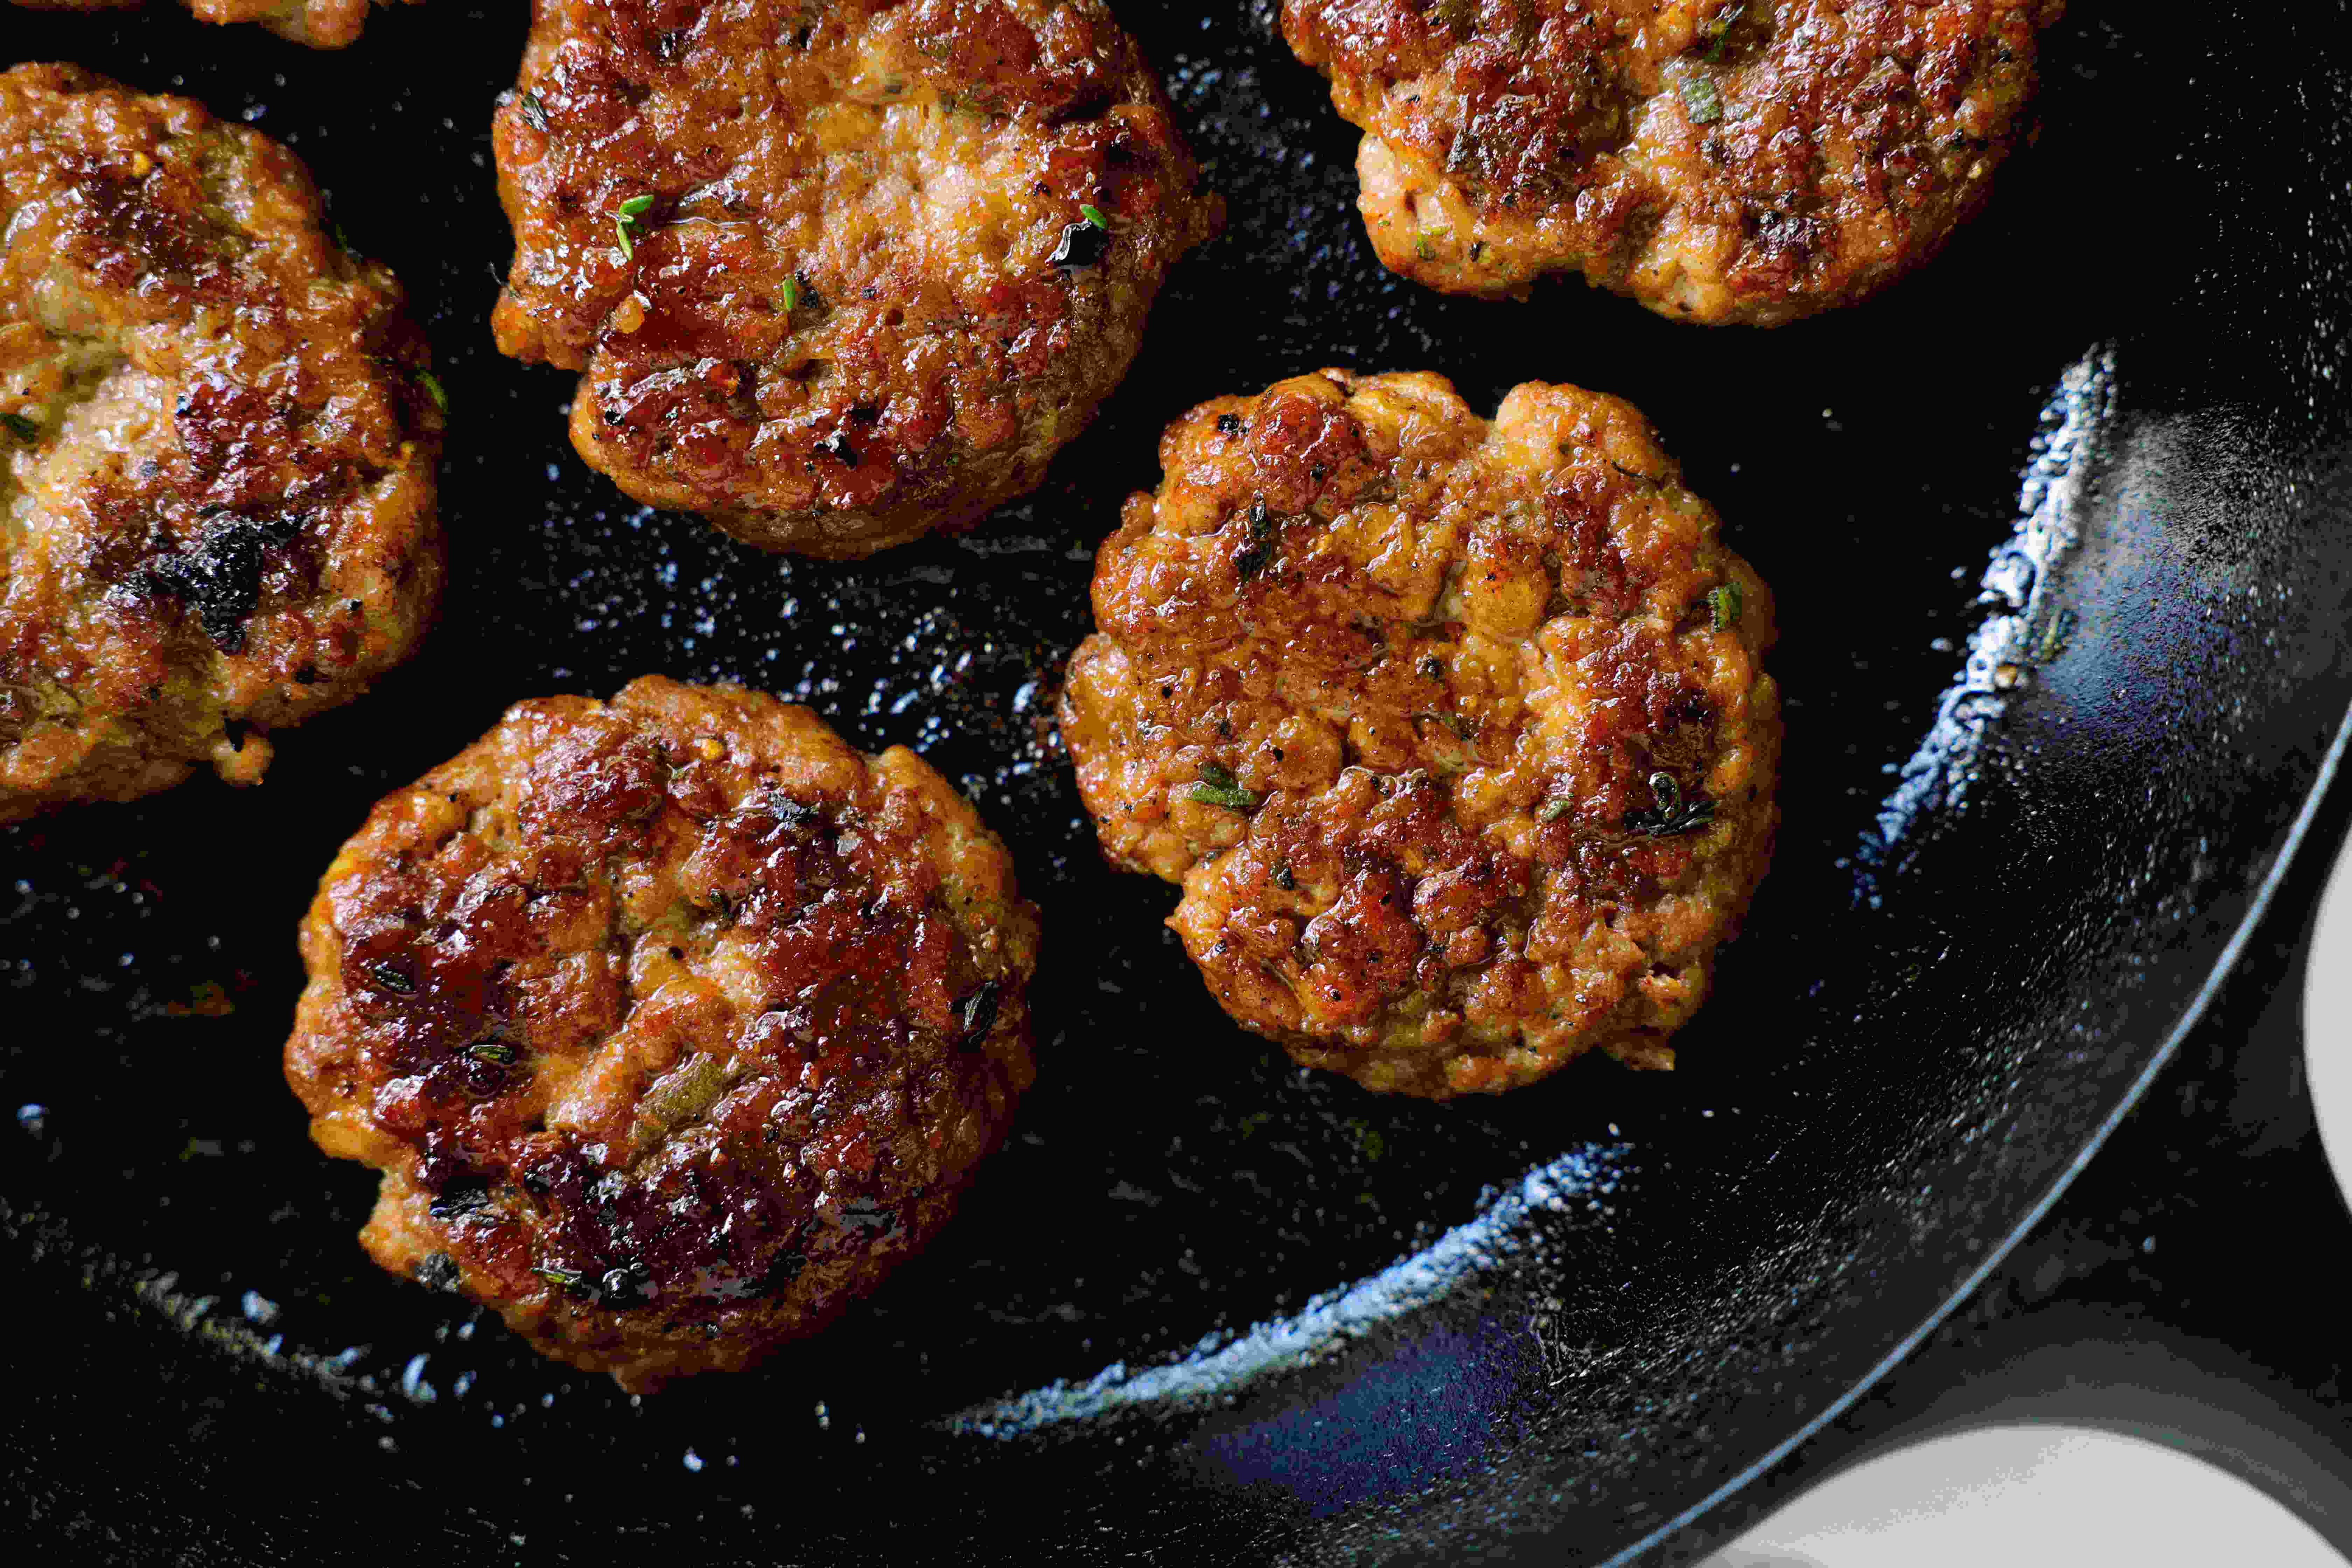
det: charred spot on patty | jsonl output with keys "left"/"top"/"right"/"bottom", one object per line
{"left": 0, "top": 63, "right": 443, "bottom": 823}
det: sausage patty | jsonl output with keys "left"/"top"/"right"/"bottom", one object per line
{"left": 8, "top": 0, "right": 410, "bottom": 48}
{"left": 284, "top": 677, "right": 1041, "bottom": 1391}
{"left": 490, "top": 0, "right": 1221, "bottom": 558}
{"left": 1060, "top": 370, "right": 1778, "bottom": 1097}
{"left": 0, "top": 64, "right": 442, "bottom": 823}
{"left": 1281, "top": 0, "right": 2064, "bottom": 325}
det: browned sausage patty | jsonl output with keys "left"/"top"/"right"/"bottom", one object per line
{"left": 0, "top": 64, "right": 442, "bottom": 823}
{"left": 285, "top": 677, "right": 1041, "bottom": 1391}
{"left": 490, "top": 0, "right": 1220, "bottom": 558}
{"left": 1060, "top": 371, "right": 1778, "bottom": 1098}
{"left": 7, "top": 0, "right": 410, "bottom": 48}
{"left": 1281, "top": 0, "right": 2064, "bottom": 324}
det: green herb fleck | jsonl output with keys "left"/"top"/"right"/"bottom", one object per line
{"left": 2033, "top": 607, "right": 2077, "bottom": 664}
{"left": 0, "top": 412, "right": 37, "bottom": 442}
{"left": 1416, "top": 711, "right": 1478, "bottom": 741}
{"left": 1234, "top": 498, "right": 1276, "bottom": 581}
{"left": 465, "top": 1042, "right": 517, "bottom": 1065}
{"left": 780, "top": 275, "right": 801, "bottom": 313}
{"left": 1414, "top": 231, "right": 1438, "bottom": 261}
{"left": 415, "top": 369, "right": 449, "bottom": 416}
{"left": 1188, "top": 761, "right": 1260, "bottom": 812}
{"left": 1680, "top": 73, "right": 1724, "bottom": 125}
{"left": 327, "top": 218, "right": 357, "bottom": 255}
{"left": 612, "top": 192, "right": 656, "bottom": 258}
{"left": 368, "top": 961, "right": 415, "bottom": 995}
{"left": 519, "top": 90, "right": 550, "bottom": 132}
{"left": 1626, "top": 771, "right": 1717, "bottom": 837}
{"left": 1708, "top": 581, "right": 1742, "bottom": 630}
{"left": 1538, "top": 797, "right": 1572, "bottom": 823}
{"left": 531, "top": 1265, "right": 586, "bottom": 1290}
{"left": 1701, "top": 1, "right": 1744, "bottom": 61}
{"left": 1079, "top": 202, "right": 1108, "bottom": 229}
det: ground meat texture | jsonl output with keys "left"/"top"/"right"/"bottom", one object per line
{"left": 490, "top": 0, "right": 1221, "bottom": 559}
{"left": 284, "top": 677, "right": 1041, "bottom": 1391}
{"left": 7, "top": 0, "right": 412, "bottom": 47}
{"left": 0, "top": 65, "right": 442, "bottom": 823}
{"left": 1280, "top": 0, "right": 2063, "bottom": 326}
{"left": 1060, "top": 370, "right": 1779, "bottom": 1098}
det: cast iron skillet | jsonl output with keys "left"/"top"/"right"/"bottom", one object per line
{"left": 6, "top": 3, "right": 2351, "bottom": 1562}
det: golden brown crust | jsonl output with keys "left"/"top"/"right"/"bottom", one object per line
{"left": 0, "top": 63, "right": 442, "bottom": 822}
{"left": 1281, "top": 0, "right": 2064, "bottom": 324}
{"left": 1060, "top": 370, "right": 1778, "bottom": 1097}
{"left": 490, "top": 0, "right": 1222, "bottom": 558}
{"left": 284, "top": 677, "right": 1041, "bottom": 1391}
{"left": 8, "top": 0, "right": 407, "bottom": 47}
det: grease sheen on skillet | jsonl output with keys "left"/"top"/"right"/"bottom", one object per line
{"left": 284, "top": 677, "right": 1040, "bottom": 1391}
{"left": 0, "top": 61, "right": 443, "bottom": 822}
{"left": 490, "top": 0, "right": 1222, "bottom": 558}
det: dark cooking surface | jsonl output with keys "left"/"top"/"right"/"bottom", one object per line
{"left": 6, "top": 4, "right": 2351, "bottom": 1563}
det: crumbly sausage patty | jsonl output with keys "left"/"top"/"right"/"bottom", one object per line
{"left": 285, "top": 678, "right": 1040, "bottom": 1391}
{"left": 1281, "top": 0, "right": 2064, "bottom": 325}
{"left": 490, "top": 0, "right": 1220, "bottom": 558}
{"left": 8, "top": 0, "right": 410, "bottom": 48}
{"left": 0, "top": 64, "right": 442, "bottom": 823}
{"left": 1060, "top": 371, "right": 1778, "bottom": 1097}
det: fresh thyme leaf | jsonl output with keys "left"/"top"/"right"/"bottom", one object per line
{"left": 1188, "top": 761, "right": 1260, "bottom": 811}
{"left": 2033, "top": 607, "right": 2077, "bottom": 663}
{"left": 0, "top": 412, "right": 37, "bottom": 441}
{"left": 1234, "top": 498, "right": 1276, "bottom": 581}
{"left": 415, "top": 369, "right": 449, "bottom": 416}
{"left": 780, "top": 275, "right": 801, "bottom": 313}
{"left": 612, "top": 192, "right": 656, "bottom": 258}
{"left": 1680, "top": 73, "right": 1724, "bottom": 125}
{"left": 1079, "top": 202, "right": 1108, "bottom": 229}
{"left": 520, "top": 90, "right": 550, "bottom": 132}
{"left": 531, "top": 1265, "right": 586, "bottom": 1290}
{"left": 1702, "top": 1, "right": 1744, "bottom": 61}
{"left": 465, "top": 1042, "right": 517, "bottom": 1065}
{"left": 1538, "top": 797, "right": 1572, "bottom": 823}
{"left": 1708, "top": 581, "right": 1742, "bottom": 630}
{"left": 1625, "top": 771, "right": 1717, "bottom": 837}
{"left": 368, "top": 961, "right": 415, "bottom": 995}
{"left": 1414, "top": 231, "right": 1438, "bottom": 261}
{"left": 957, "top": 980, "right": 1002, "bottom": 1046}
{"left": 1416, "top": 711, "right": 1478, "bottom": 741}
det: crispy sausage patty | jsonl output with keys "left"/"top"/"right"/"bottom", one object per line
{"left": 1060, "top": 371, "right": 1778, "bottom": 1097}
{"left": 491, "top": 0, "right": 1220, "bottom": 558}
{"left": 8, "top": 0, "right": 410, "bottom": 48}
{"left": 285, "top": 678, "right": 1041, "bottom": 1390}
{"left": 0, "top": 64, "right": 442, "bottom": 823}
{"left": 1281, "top": 0, "right": 2064, "bottom": 324}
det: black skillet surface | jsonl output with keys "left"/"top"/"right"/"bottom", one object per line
{"left": 6, "top": 3, "right": 2352, "bottom": 1562}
